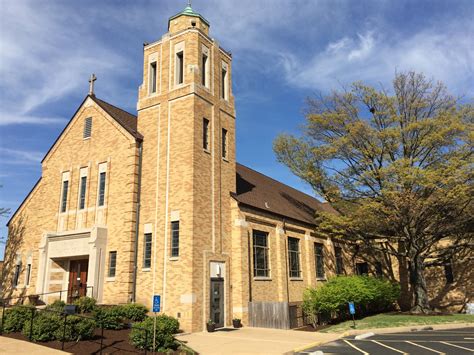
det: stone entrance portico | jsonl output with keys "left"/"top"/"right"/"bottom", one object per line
{"left": 36, "top": 226, "right": 107, "bottom": 302}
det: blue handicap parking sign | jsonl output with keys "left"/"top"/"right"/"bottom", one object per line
{"left": 348, "top": 301, "right": 355, "bottom": 315}
{"left": 153, "top": 295, "right": 161, "bottom": 313}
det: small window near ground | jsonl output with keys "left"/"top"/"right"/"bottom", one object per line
{"left": 335, "top": 246, "right": 344, "bottom": 275}
{"left": 83, "top": 117, "right": 92, "bottom": 139}
{"left": 108, "top": 251, "right": 117, "bottom": 277}
{"left": 61, "top": 180, "right": 69, "bottom": 213}
{"left": 356, "top": 262, "right": 369, "bottom": 275}
{"left": 98, "top": 172, "right": 106, "bottom": 206}
{"left": 288, "top": 237, "right": 301, "bottom": 278}
{"left": 203, "top": 118, "right": 210, "bottom": 151}
{"left": 143, "top": 233, "right": 152, "bottom": 268}
{"left": 253, "top": 230, "right": 269, "bottom": 277}
{"left": 176, "top": 51, "right": 184, "bottom": 85}
{"left": 444, "top": 261, "right": 454, "bottom": 284}
{"left": 375, "top": 261, "right": 383, "bottom": 277}
{"left": 149, "top": 61, "right": 157, "bottom": 94}
{"left": 314, "top": 243, "right": 325, "bottom": 279}
{"left": 171, "top": 221, "right": 179, "bottom": 257}
{"left": 221, "top": 128, "right": 228, "bottom": 159}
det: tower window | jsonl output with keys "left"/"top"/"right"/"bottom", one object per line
{"left": 203, "top": 118, "right": 210, "bottom": 151}
{"left": 221, "top": 64, "right": 228, "bottom": 100}
{"left": 98, "top": 171, "right": 106, "bottom": 206}
{"left": 83, "top": 117, "right": 92, "bottom": 139}
{"left": 171, "top": 221, "right": 179, "bottom": 257}
{"left": 176, "top": 51, "right": 184, "bottom": 85}
{"left": 149, "top": 61, "right": 157, "bottom": 94}
{"left": 61, "top": 180, "right": 69, "bottom": 213}
{"left": 314, "top": 243, "right": 325, "bottom": 279}
{"left": 143, "top": 233, "right": 152, "bottom": 268}
{"left": 222, "top": 128, "right": 228, "bottom": 159}
{"left": 108, "top": 251, "right": 117, "bottom": 277}
{"left": 288, "top": 237, "right": 301, "bottom": 278}
{"left": 79, "top": 176, "right": 87, "bottom": 210}
{"left": 202, "top": 52, "right": 209, "bottom": 87}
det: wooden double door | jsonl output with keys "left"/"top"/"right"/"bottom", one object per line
{"left": 67, "top": 259, "right": 88, "bottom": 303}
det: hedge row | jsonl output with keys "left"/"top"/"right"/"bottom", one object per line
{"left": 302, "top": 275, "right": 400, "bottom": 323}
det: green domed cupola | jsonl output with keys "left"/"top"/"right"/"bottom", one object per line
{"left": 168, "top": 3, "right": 210, "bottom": 33}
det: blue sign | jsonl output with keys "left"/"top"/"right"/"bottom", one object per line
{"left": 153, "top": 295, "right": 161, "bottom": 313}
{"left": 348, "top": 302, "right": 355, "bottom": 315}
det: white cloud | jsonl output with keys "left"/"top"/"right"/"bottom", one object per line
{"left": 0, "top": 148, "right": 43, "bottom": 165}
{"left": 0, "top": 113, "right": 66, "bottom": 126}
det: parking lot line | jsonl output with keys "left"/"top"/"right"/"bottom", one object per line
{"left": 371, "top": 340, "right": 406, "bottom": 354}
{"left": 405, "top": 341, "right": 445, "bottom": 354}
{"left": 343, "top": 339, "right": 369, "bottom": 354}
{"left": 440, "top": 341, "right": 474, "bottom": 352}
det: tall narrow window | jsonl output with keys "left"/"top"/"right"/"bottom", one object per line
{"left": 375, "top": 261, "right": 383, "bottom": 277}
{"left": 221, "top": 65, "right": 228, "bottom": 99}
{"left": 356, "top": 262, "right": 369, "bottom": 275}
{"left": 98, "top": 172, "right": 106, "bottom": 206}
{"left": 83, "top": 117, "right": 92, "bottom": 139}
{"left": 335, "top": 246, "right": 344, "bottom": 275}
{"left": 444, "top": 261, "right": 454, "bottom": 283}
{"left": 202, "top": 52, "right": 208, "bottom": 87}
{"left": 149, "top": 61, "right": 157, "bottom": 94}
{"left": 288, "top": 237, "right": 301, "bottom": 278}
{"left": 143, "top": 233, "right": 152, "bottom": 268}
{"left": 108, "top": 251, "right": 117, "bottom": 277}
{"left": 253, "top": 230, "right": 269, "bottom": 277}
{"left": 171, "top": 221, "right": 179, "bottom": 257}
{"left": 79, "top": 176, "right": 87, "bottom": 210}
{"left": 61, "top": 180, "right": 69, "bottom": 213}
{"left": 25, "top": 264, "right": 31, "bottom": 286}
{"left": 13, "top": 264, "right": 21, "bottom": 287}
{"left": 314, "top": 243, "right": 325, "bottom": 279}
{"left": 221, "top": 128, "right": 228, "bottom": 159}
{"left": 203, "top": 118, "right": 210, "bottom": 151}
{"left": 176, "top": 51, "right": 184, "bottom": 85}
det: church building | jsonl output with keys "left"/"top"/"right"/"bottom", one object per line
{"left": 4, "top": 5, "right": 359, "bottom": 332}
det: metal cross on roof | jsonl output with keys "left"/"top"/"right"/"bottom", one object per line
{"left": 187, "top": 0, "right": 192, "bottom": 7}
{"left": 88, "top": 73, "right": 97, "bottom": 96}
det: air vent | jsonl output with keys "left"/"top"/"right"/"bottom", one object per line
{"left": 83, "top": 117, "right": 92, "bottom": 139}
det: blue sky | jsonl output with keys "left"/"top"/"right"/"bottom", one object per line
{"left": 0, "top": 0, "right": 473, "bottom": 258}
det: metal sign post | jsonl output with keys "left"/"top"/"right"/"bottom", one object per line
{"left": 348, "top": 301, "right": 356, "bottom": 328}
{"left": 152, "top": 295, "right": 161, "bottom": 352}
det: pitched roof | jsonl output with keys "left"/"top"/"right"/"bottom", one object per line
{"left": 234, "top": 163, "right": 336, "bottom": 226}
{"left": 90, "top": 96, "right": 143, "bottom": 140}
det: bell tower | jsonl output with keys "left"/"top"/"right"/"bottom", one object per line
{"left": 135, "top": 4, "right": 236, "bottom": 331}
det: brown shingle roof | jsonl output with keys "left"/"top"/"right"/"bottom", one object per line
{"left": 90, "top": 96, "right": 143, "bottom": 140}
{"left": 234, "top": 163, "right": 336, "bottom": 226}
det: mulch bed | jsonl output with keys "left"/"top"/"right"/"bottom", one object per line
{"left": 3, "top": 328, "right": 143, "bottom": 354}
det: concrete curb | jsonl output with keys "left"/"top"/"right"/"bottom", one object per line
{"left": 354, "top": 332, "right": 374, "bottom": 340}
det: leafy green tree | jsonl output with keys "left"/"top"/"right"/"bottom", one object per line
{"left": 274, "top": 72, "right": 473, "bottom": 313}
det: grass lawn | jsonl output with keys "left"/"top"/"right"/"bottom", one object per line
{"left": 320, "top": 313, "right": 474, "bottom": 333}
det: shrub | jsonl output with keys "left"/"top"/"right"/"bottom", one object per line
{"left": 45, "top": 300, "right": 66, "bottom": 313}
{"left": 93, "top": 306, "right": 125, "bottom": 329}
{"left": 22, "top": 312, "right": 61, "bottom": 342}
{"left": 302, "top": 275, "right": 400, "bottom": 324}
{"left": 73, "top": 296, "right": 97, "bottom": 314}
{"left": 55, "top": 315, "right": 96, "bottom": 341}
{"left": 120, "top": 303, "right": 149, "bottom": 322}
{"left": 129, "top": 315, "right": 180, "bottom": 351}
{"left": 3, "top": 306, "right": 35, "bottom": 333}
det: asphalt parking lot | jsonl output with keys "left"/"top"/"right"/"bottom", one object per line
{"left": 297, "top": 327, "right": 474, "bottom": 354}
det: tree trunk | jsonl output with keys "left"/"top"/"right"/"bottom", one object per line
{"left": 410, "top": 255, "right": 431, "bottom": 313}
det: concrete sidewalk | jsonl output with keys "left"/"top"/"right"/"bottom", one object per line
{"left": 0, "top": 336, "right": 71, "bottom": 354}
{"left": 177, "top": 327, "right": 340, "bottom": 355}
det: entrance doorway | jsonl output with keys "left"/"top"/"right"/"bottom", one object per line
{"left": 68, "top": 259, "right": 88, "bottom": 303}
{"left": 210, "top": 278, "right": 224, "bottom": 328}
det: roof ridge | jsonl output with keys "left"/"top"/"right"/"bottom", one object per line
{"left": 236, "top": 162, "right": 322, "bottom": 204}
{"left": 91, "top": 95, "right": 137, "bottom": 118}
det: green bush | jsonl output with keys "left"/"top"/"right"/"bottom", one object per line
{"left": 22, "top": 312, "right": 61, "bottom": 342}
{"left": 120, "top": 303, "right": 149, "bottom": 322}
{"left": 45, "top": 300, "right": 66, "bottom": 313}
{"left": 55, "top": 315, "right": 96, "bottom": 341}
{"left": 93, "top": 306, "right": 125, "bottom": 329}
{"left": 73, "top": 296, "right": 97, "bottom": 314}
{"left": 129, "top": 315, "right": 180, "bottom": 351}
{"left": 302, "top": 276, "right": 400, "bottom": 323}
{"left": 3, "top": 306, "right": 35, "bottom": 333}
